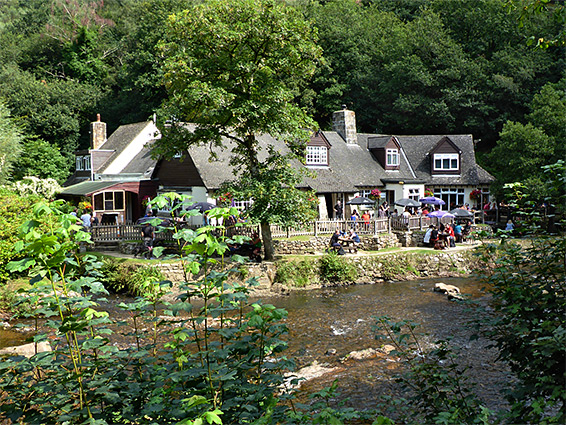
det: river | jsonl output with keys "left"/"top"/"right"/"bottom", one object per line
{"left": 0, "top": 276, "right": 509, "bottom": 415}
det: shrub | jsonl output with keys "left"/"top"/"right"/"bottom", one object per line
{"left": 475, "top": 238, "right": 566, "bottom": 424}
{"left": 319, "top": 252, "right": 357, "bottom": 283}
{"left": 99, "top": 257, "right": 165, "bottom": 296}
{"left": 0, "top": 188, "right": 42, "bottom": 281}
{"left": 275, "top": 259, "right": 318, "bottom": 287}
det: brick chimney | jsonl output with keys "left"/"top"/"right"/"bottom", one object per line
{"left": 332, "top": 105, "right": 357, "bottom": 144}
{"left": 90, "top": 114, "right": 107, "bottom": 150}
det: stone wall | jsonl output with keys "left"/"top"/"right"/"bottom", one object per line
{"left": 153, "top": 249, "right": 479, "bottom": 297}
{"left": 272, "top": 233, "right": 401, "bottom": 255}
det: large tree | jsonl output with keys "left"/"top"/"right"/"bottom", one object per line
{"left": 155, "top": 0, "right": 322, "bottom": 260}
{"left": 0, "top": 102, "right": 22, "bottom": 184}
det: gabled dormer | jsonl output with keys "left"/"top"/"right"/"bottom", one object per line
{"left": 306, "top": 131, "right": 331, "bottom": 166}
{"left": 430, "top": 136, "right": 461, "bottom": 175}
{"left": 368, "top": 136, "right": 401, "bottom": 171}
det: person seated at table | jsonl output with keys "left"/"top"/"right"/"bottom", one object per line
{"left": 329, "top": 229, "right": 345, "bottom": 255}
{"left": 462, "top": 221, "right": 472, "bottom": 241}
{"left": 423, "top": 225, "right": 435, "bottom": 247}
{"left": 348, "top": 229, "right": 361, "bottom": 244}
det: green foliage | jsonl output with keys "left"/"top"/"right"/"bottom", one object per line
{"left": 275, "top": 259, "right": 318, "bottom": 287}
{"left": 319, "top": 252, "right": 357, "bottom": 283}
{"left": 374, "top": 316, "right": 493, "bottom": 424}
{"left": 0, "top": 195, "right": 297, "bottom": 424}
{"left": 99, "top": 257, "right": 165, "bottom": 296}
{"left": 474, "top": 238, "right": 566, "bottom": 424}
{"left": 13, "top": 137, "right": 70, "bottom": 183}
{"left": 156, "top": 0, "right": 322, "bottom": 259}
{"left": 0, "top": 101, "right": 22, "bottom": 183}
{"left": 0, "top": 188, "right": 42, "bottom": 281}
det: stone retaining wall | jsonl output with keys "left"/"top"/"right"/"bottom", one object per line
{"left": 153, "top": 249, "right": 479, "bottom": 297}
{"left": 272, "top": 233, "right": 401, "bottom": 255}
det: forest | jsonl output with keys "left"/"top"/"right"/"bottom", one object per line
{"left": 0, "top": 0, "right": 564, "bottom": 198}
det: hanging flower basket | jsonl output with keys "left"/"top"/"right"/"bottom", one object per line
{"left": 470, "top": 189, "right": 482, "bottom": 200}
{"left": 424, "top": 188, "right": 434, "bottom": 197}
{"left": 369, "top": 188, "right": 381, "bottom": 200}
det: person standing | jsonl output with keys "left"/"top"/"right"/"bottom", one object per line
{"left": 334, "top": 200, "right": 343, "bottom": 220}
{"left": 141, "top": 221, "right": 155, "bottom": 259}
{"left": 80, "top": 209, "right": 92, "bottom": 231}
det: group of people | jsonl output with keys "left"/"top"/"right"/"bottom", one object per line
{"left": 71, "top": 208, "right": 99, "bottom": 231}
{"left": 423, "top": 221, "right": 471, "bottom": 250}
{"left": 329, "top": 228, "right": 360, "bottom": 255}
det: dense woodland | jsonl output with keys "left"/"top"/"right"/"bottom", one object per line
{"left": 0, "top": 0, "right": 564, "bottom": 197}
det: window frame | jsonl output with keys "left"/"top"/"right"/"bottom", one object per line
{"left": 386, "top": 148, "right": 399, "bottom": 167}
{"left": 306, "top": 145, "right": 328, "bottom": 166}
{"left": 76, "top": 156, "right": 84, "bottom": 171}
{"left": 433, "top": 153, "right": 459, "bottom": 171}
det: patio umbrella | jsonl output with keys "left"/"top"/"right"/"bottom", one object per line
{"left": 428, "top": 210, "right": 454, "bottom": 218}
{"left": 346, "top": 196, "right": 375, "bottom": 205}
{"left": 450, "top": 208, "right": 474, "bottom": 218}
{"left": 394, "top": 198, "right": 421, "bottom": 208}
{"left": 419, "top": 196, "right": 446, "bottom": 206}
{"left": 186, "top": 201, "right": 217, "bottom": 213}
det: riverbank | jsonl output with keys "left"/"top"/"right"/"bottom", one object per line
{"left": 152, "top": 241, "right": 486, "bottom": 299}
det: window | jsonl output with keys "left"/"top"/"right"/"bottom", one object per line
{"left": 93, "top": 191, "right": 125, "bottom": 211}
{"left": 408, "top": 188, "right": 420, "bottom": 201}
{"left": 386, "top": 149, "right": 399, "bottom": 167}
{"left": 76, "top": 156, "right": 83, "bottom": 171}
{"left": 433, "top": 153, "right": 459, "bottom": 171}
{"left": 433, "top": 187, "right": 465, "bottom": 209}
{"left": 233, "top": 199, "right": 253, "bottom": 211}
{"left": 83, "top": 156, "right": 91, "bottom": 171}
{"left": 306, "top": 146, "right": 328, "bottom": 165}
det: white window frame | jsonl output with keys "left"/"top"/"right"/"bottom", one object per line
{"left": 386, "top": 149, "right": 399, "bottom": 166}
{"left": 408, "top": 188, "right": 420, "bottom": 201}
{"left": 306, "top": 146, "right": 328, "bottom": 165}
{"left": 83, "top": 155, "right": 91, "bottom": 171}
{"left": 434, "top": 153, "right": 459, "bottom": 171}
{"left": 233, "top": 199, "right": 253, "bottom": 211}
{"left": 76, "top": 156, "right": 83, "bottom": 171}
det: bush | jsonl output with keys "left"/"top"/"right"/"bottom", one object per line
{"left": 319, "top": 252, "right": 357, "bottom": 283}
{"left": 475, "top": 238, "right": 566, "bottom": 424}
{"left": 99, "top": 257, "right": 165, "bottom": 296}
{"left": 274, "top": 259, "right": 318, "bottom": 287}
{"left": 0, "top": 188, "right": 42, "bottom": 281}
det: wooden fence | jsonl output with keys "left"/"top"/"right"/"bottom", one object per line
{"left": 90, "top": 216, "right": 451, "bottom": 244}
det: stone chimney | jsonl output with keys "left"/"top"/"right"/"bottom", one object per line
{"left": 332, "top": 105, "right": 357, "bottom": 144}
{"left": 90, "top": 114, "right": 107, "bottom": 150}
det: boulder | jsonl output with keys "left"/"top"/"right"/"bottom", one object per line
{"left": 434, "top": 282, "right": 460, "bottom": 295}
{"left": 0, "top": 341, "right": 51, "bottom": 358}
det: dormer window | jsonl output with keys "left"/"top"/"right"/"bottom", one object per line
{"left": 434, "top": 153, "right": 459, "bottom": 171}
{"left": 83, "top": 156, "right": 91, "bottom": 171}
{"left": 306, "top": 145, "right": 328, "bottom": 165}
{"left": 386, "top": 149, "right": 399, "bottom": 167}
{"left": 76, "top": 156, "right": 83, "bottom": 171}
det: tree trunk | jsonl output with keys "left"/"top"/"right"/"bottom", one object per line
{"left": 260, "top": 222, "right": 274, "bottom": 261}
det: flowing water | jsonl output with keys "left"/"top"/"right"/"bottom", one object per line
{"left": 1, "top": 277, "right": 509, "bottom": 413}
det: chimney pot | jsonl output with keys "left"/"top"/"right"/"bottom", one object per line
{"left": 97, "top": 113, "right": 101, "bottom": 122}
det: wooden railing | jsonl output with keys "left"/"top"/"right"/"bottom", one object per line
{"left": 90, "top": 216, "right": 455, "bottom": 244}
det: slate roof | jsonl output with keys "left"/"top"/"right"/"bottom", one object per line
{"left": 168, "top": 129, "right": 493, "bottom": 193}
{"left": 97, "top": 121, "right": 154, "bottom": 173}
{"left": 389, "top": 134, "right": 495, "bottom": 186}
